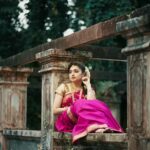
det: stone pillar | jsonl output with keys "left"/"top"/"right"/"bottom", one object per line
{"left": 116, "top": 14, "right": 150, "bottom": 150}
{"left": 0, "top": 132, "right": 6, "bottom": 150}
{"left": 36, "top": 48, "right": 92, "bottom": 149}
{"left": 0, "top": 67, "right": 32, "bottom": 150}
{"left": 0, "top": 67, "right": 32, "bottom": 130}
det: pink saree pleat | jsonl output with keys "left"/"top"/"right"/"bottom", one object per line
{"left": 70, "top": 99, "right": 123, "bottom": 142}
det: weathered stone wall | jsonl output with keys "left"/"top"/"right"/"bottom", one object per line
{"left": 53, "top": 132, "right": 127, "bottom": 150}
{"left": 7, "top": 139, "right": 40, "bottom": 150}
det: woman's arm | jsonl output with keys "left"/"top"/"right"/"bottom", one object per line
{"left": 53, "top": 84, "right": 68, "bottom": 115}
{"left": 53, "top": 94, "right": 68, "bottom": 115}
{"left": 82, "top": 76, "right": 96, "bottom": 100}
{"left": 86, "top": 82, "right": 96, "bottom": 100}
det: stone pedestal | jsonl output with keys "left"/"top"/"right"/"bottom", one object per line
{"left": 36, "top": 48, "right": 92, "bottom": 149}
{"left": 116, "top": 14, "right": 150, "bottom": 150}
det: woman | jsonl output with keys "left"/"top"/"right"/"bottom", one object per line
{"left": 53, "top": 62, "right": 124, "bottom": 143}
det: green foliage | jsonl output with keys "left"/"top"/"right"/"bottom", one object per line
{"left": 130, "top": 0, "right": 150, "bottom": 8}
{"left": 70, "top": 0, "right": 134, "bottom": 31}
{"left": 22, "top": 0, "right": 70, "bottom": 50}
{"left": 46, "top": 0, "right": 70, "bottom": 39}
{"left": 69, "top": 0, "right": 87, "bottom": 31}
{"left": 22, "top": 0, "right": 49, "bottom": 50}
{"left": 85, "top": 0, "right": 134, "bottom": 26}
{"left": 95, "top": 81, "right": 120, "bottom": 100}
{"left": 0, "top": 0, "right": 22, "bottom": 58}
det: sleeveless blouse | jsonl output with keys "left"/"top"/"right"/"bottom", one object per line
{"left": 55, "top": 83, "right": 85, "bottom": 107}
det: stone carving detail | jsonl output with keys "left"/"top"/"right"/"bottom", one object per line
{"left": 129, "top": 53, "right": 147, "bottom": 129}
{"left": 43, "top": 78, "right": 51, "bottom": 118}
{"left": 36, "top": 49, "right": 92, "bottom": 73}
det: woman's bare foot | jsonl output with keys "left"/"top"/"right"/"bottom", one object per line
{"left": 95, "top": 128, "right": 109, "bottom": 133}
{"left": 95, "top": 127, "right": 114, "bottom": 133}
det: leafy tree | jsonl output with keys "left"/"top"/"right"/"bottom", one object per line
{"left": 130, "top": 0, "right": 150, "bottom": 8}
{"left": 85, "top": 0, "right": 133, "bottom": 26}
{"left": 0, "top": 0, "right": 22, "bottom": 58}
{"left": 22, "top": 0, "right": 49, "bottom": 50}
{"left": 69, "top": 1, "right": 87, "bottom": 31}
{"left": 46, "top": 0, "right": 70, "bottom": 39}
{"left": 22, "top": 0, "right": 70, "bottom": 51}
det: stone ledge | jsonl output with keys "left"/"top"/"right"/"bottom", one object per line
{"left": 53, "top": 132, "right": 72, "bottom": 140}
{"left": 53, "top": 132, "right": 127, "bottom": 143}
{"left": 86, "top": 133, "right": 127, "bottom": 142}
{"left": 3, "top": 129, "right": 41, "bottom": 139}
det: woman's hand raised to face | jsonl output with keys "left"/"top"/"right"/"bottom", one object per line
{"left": 82, "top": 76, "right": 91, "bottom": 87}
{"left": 82, "top": 67, "right": 91, "bottom": 87}
{"left": 82, "top": 76, "right": 96, "bottom": 99}
{"left": 85, "top": 67, "right": 91, "bottom": 79}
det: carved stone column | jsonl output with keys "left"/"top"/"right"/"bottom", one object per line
{"left": 0, "top": 67, "right": 32, "bottom": 130}
{"left": 36, "top": 48, "right": 92, "bottom": 149}
{"left": 116, "top": 14, "right": 150, "bottom": 150}
{"left": 0, "top": 67, "right": 32, "bottom": 150}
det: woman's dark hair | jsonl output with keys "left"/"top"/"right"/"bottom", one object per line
{"left": 68, "top": 61, "right": 86, "bottom": 73}
{"left": 68, "top": 61, "right": 87, "bottom": 94}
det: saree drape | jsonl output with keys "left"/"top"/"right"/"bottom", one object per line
{"left": 55, "top": 89, "right": 123, "bottom": 143}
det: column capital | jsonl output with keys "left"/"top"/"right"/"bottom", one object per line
{"left": 116, "top": 15, "right": 150, "bottom": 54}
{"left": 0, "top": 67, "right": 33, "bottom": 85}
{"left": 0, "top": 67, "right": 32, "bottom": 74}
{"left": 35, "top": 48, "right": 92, "bottom": 73}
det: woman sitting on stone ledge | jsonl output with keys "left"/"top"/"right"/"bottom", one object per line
{"left": 53, "top": 61, "right": 124, "bottom": 143}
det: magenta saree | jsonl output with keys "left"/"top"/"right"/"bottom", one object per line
{"left": 55, "top": 90, "right": 124, "bottom": 143}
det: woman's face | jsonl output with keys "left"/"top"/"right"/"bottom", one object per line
{"left": 69, "top": 65, "right": 84, "bottom": 83}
